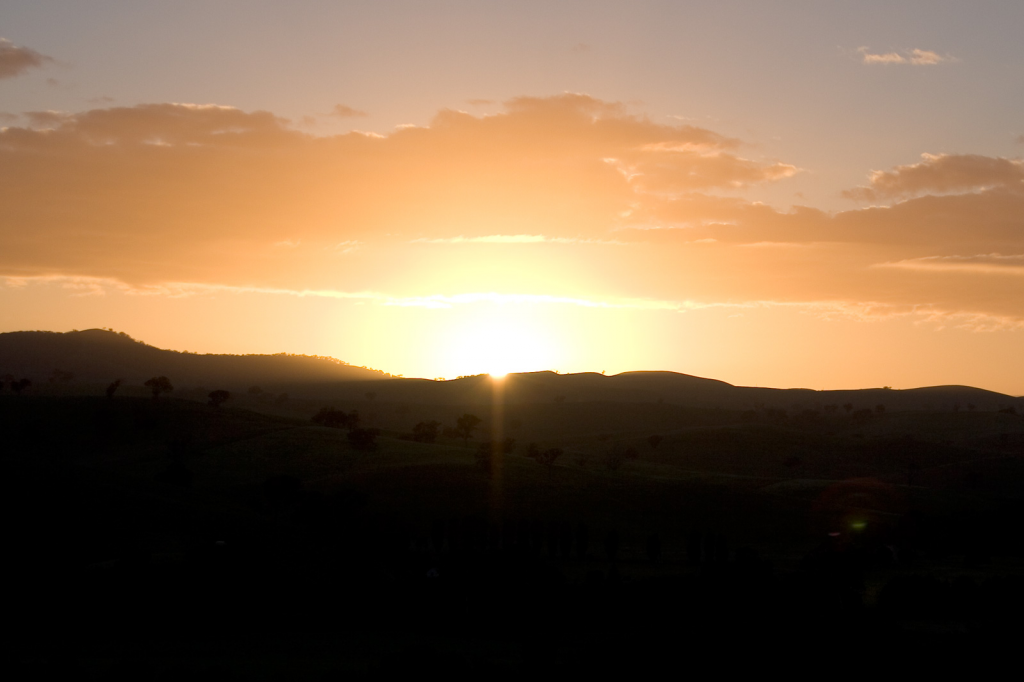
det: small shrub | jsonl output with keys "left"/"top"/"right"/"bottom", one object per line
{"left": 348, "top": 427, "right": 380, "bottom": 451}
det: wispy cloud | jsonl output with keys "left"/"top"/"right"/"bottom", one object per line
{"left": 24, "top": 109, "right": 73, "bottom": 128}
{"left": 6, "top": 272, "right": 1024, "bottom": 333}
{"left": 857, "top": 47, "right": 953, "bottom": 66}
{"left": 333, "top": 240, "right": 361, "bottom": 254}
{"left": 875, "top": 254, "right": 1024, "bottom": 277}
{"left": 330, "top": 104, "right": 368, "bottom": 118}
{"left": 0, "top": 274, "right": 680, "bottom": 311}
{"left": 410, "top": 234, "right": 625, "bottom": 245}
{"left": 0, "top": 38, "right": 54, "bottom": 79}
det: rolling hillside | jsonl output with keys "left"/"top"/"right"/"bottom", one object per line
{"left": 0, "top": 329, "right": 391, "bottom": 389}
{"left": 1, "top": 329, "right": 1021, "bottom": 414}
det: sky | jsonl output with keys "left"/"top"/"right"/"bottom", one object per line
{"left": 2, "top": 1, "right": 1024, "bottom": 392}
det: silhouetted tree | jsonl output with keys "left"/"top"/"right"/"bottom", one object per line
{"left": 365, "top": 391, "right": 376, "bottom": 402}
{"left": 312, "top": 407, "right": 359, "bottom": 429}
{"left": 105, "top": 379, "right": 121, "bottom": 399}
{"left": 454, "top": 413, "right": 482, "bottom": 444}
{"left": 537, "top": 447, "right": 562, "bottom": 472}
{"left": 842, "top": 403, "right": 854, "bottom": 413}
{"left": 875, "top": 404, "right": 886, "bottom": 414}
{"left": 852, "top": 408, "right": 874, "bottom": 425}
{"left": 208, "top": 389, "right": 231, "bottom": 408}
{"left": 411, "top": 420, "right": 441, "bottom": 443}
{"left": 247, "top": 385, "right": 263, "bottom": 396}
{"left": 348, "top": 427, "right": 380, "bottom": 451}
{"left": 11, "top": 378, "right": 31, "bottom": 395}
{"left": 144, "top": 376, "right": 173, "bottom": 399}
{"left": 647, "top": 434, "right": 663, "bottom": 450}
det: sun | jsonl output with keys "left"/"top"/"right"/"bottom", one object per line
{"left": 445, "top": 309, "right": 559, "bottom": 378}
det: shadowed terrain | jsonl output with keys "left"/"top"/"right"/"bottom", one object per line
{"left": 4, "top": 330, "right": 1024, "bottom": 675}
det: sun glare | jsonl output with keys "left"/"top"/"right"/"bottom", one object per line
{"left": 445, "top": 308, "right": 559, "bottom": 378}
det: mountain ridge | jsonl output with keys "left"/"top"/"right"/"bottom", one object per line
{"left": 1, "top": 328, "right": 1020, "bottom": 411}
{"left": 0, "top": 329, "right": 391, "bottom": 388}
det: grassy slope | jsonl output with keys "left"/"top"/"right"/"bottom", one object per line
{"left": 6, "top": 393, "right": 1024, "bottom": 571}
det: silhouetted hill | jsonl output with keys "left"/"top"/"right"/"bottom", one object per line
{"left": 299, "top": 370, "right": 1022, "bottom": 413}
{"left": 1, "top": 329, "right": 1021, "bottom": 413}
{"left": 0, "top": 329, "right": 390, "bottom": 389}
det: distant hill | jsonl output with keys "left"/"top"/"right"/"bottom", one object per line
{"left": 1, "top": 329, "right": 1020, "bottom": 412}
{"left": 318, "top": 370, "right": 1023, "bottom": 413}
{"left": 0, "top": 329, "right": 390, "bottom": 389}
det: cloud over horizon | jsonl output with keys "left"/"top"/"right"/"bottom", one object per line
{"left": 1, "top": 95, "right": 1023, "bottom": 327}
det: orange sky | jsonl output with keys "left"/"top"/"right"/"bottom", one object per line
{"left": 2, "top": 2, "right": 1024, "bottom": 392}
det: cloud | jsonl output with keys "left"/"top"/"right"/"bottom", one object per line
{"left": 0, "top": 94, "right": 793, "bottom": 284}
{"left": 876, "top": 254, "right": 1024, "bottom": 277}
{"left": 411, "top": 234, "right": 625, "bottom": 245}
{"left": 0, "top": 273, "right": 684, "bottom": 312}
{"left": 859, "top": 49, "right": 905, "bottom": 65}
{"left": 908, "top": 49, "right": 947, "bottom": 65}
{"left": 330, "top": 104, "right": 368, "bottom": 118}
{"left": 857, "top": 47, "right": 952, "bottom": 66}
{"left": 24, "top": 109, "right": 73, "bottom": 128}
{"left": 0, "top": 38, "right": 54, "bottom": 79}
{"left": 4, "top": 95, "right": 1024, "bottom": 328}
{"left": 8, "top": 271, "right": 1023, "bottom": 334}
{"left": 844, "top": 153, "right": 1024, "bottom": 200}
{"left": 466, "top": 99, "right": 494, "bottom": 106}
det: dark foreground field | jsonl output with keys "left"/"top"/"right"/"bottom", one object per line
{"left": 5, "top": 393, "right": 1024, "bottom": 676}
